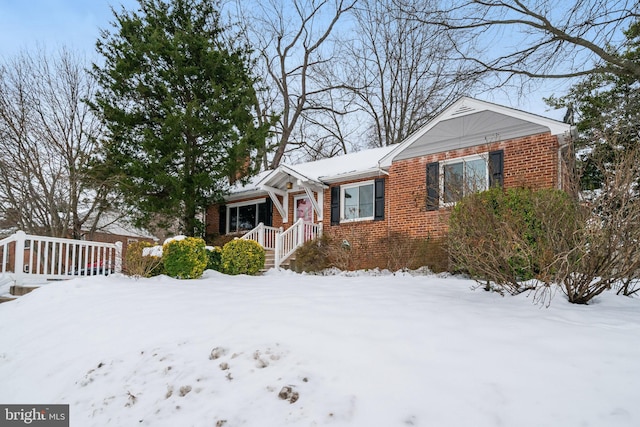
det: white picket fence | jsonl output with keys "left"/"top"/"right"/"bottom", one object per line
{"left": 242, "top": 219, "right": 322, "bottom": 268}
{"left": 0, "top": 230, "right": 122, "bottom": 286}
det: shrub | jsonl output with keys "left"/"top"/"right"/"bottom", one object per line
{"left": 448, "top": 186, "right": 580, "bottom": 298}
{"left": 163, "top": 237, "right": 208, "bottom": 279}
{"left": 381, "top": 232, "right": 448, "bottom": 272}
{"left": 206, "top": 246, "right": 223, "bottom": 271}
{"left": 221, "top": 239, "right": 265, "bottom": 275}
{"left": 125, "top": 241, "right": 163, "bottom": 277}
{"left": 292, "top": 234, "right": 333, "bottom": 273}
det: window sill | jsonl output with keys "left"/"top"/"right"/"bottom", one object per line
{"left": 339, "top": 216, "right": 375, "bottom": 224}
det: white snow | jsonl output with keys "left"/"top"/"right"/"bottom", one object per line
{"left": 0, "top": 270, "right": 638, "bottom": 427}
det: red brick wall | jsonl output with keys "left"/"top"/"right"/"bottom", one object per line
{"left": 324, "top": 132, "right": 561, "bottom": 269}
{"left": 321, "top": 177, "right": 390, "bottom": 269}
{"left": 208, "top": 131, "right": 563, "bottom": 270}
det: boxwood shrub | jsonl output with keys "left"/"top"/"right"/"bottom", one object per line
{"left": 221, "top": 239, "right": 265, "bottom": 275}
{"left": 206, "top": 246, "right": 223, "bottom": 271}
{"left": 163, "top": 237, "right": 208, "bottom": 279}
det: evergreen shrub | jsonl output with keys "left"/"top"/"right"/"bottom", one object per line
{"left": 206, "top": 246, "right": 223, "bottom": 271}
{"left": 221, "top": 239, "right": 265, "bottom": 275}
{"left": 163, "top": 237, "right": 208, "bottom": 279}
{"left": 448, "top": 186, "right": 578, "bottom": 295}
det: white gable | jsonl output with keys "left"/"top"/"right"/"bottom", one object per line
{"left": 380, "top": 97, "right": 572, "bottom": 166}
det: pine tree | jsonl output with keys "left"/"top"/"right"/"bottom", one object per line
{"left": 90, "top": 0, "right": 270, "bottom": 236}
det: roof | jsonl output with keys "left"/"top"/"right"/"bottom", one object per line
{"left": 228, "top": 96, "right": 572, "bottom": 197}
{"left": 380, "top": 97, "right": 572, "bottom": 167}
{"left": 85, "top": 211, "right": 159, "bottom": 241}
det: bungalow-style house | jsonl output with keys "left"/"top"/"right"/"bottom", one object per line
{"left": 206, "top": 97, "right": 574, "bottom": 270}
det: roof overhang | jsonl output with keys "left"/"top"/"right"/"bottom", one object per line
{"left": 257, "top": 164, "right": 328, "bottom": 192}
{"left": 380, "top": 97, "right": 573, "bottom": 167}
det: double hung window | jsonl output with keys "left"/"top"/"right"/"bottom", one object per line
{"left": 341, "top": 181, "right": 374, "bottom": 221}
{"left": 442, "top": 155, "right": 488, "bottom": 204}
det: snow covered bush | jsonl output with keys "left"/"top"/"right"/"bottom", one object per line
{"left": 221, "top": 239, "right": 265, "bottom": 275}
{"left": 125, "top": 241, "right": 163, "bottom": 277}
{"left": 163, "top": 237, "right": 208, "bottom": 279}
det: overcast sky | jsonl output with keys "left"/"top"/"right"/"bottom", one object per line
{"left": 0, "top": 0, "right": 568, "bottom": 119}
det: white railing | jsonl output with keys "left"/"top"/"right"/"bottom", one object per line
{"left": 0, "top": 231, "right": 122, "bottom": 286}
{"left": 241, "top": 223, "right": 282, "bottom": 250}
{"left": 242, "top": 219, "right": 322, "bottom": 269}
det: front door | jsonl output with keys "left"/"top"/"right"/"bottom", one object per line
{"left": 294, "top": 195, "right": 314, "bottom": 223}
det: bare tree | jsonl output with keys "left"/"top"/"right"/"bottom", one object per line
{"left": 399, "top": 0, "right": 640, "bottom": 83}
{"left": 232, "top": 0, "right": 357, "bottom": 167}
{"left": 0, "top": 48, "right": 114, "bottom": 238}
{"left": 344, "top": 0, "right": 480, "bottom": 147}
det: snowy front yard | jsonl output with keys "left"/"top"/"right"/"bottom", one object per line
{"left": 0, "top": 270, "right": 638, "bottom": 427}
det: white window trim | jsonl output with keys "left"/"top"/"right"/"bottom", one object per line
{"left": 340, "top": 180, "right": 375, "bottom": 223}
{"left": 440, "top": 153, "right": 489, "bottom": 207}
{"left": 226, "top": 197, "right": 267, "bottom": 209}
{"left": 226, "top": 198, "right": 267, "bottom": 234}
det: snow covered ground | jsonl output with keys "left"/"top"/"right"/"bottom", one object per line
{"left": 0, "top": 269, "right": 638, "bottom": 427}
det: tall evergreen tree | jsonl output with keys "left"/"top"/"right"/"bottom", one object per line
{"left": 90, "top": 0, "right": 270, "bottom": 236}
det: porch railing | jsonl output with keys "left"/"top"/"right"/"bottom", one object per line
{"left": 242, "top": 219, "right": 322, "bottom": 268}
{"left": 0, "top": 230, "right": 122, "bottom": 286}
{"left": 241, "top": 223, "right": 282, "bottom": 250}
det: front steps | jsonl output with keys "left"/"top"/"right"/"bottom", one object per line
{"left": 262, "top": 249, "right": 294, "bottom": 272}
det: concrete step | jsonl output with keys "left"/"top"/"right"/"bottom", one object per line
{"left": 10, "top": 284, "right": 40, "bottom": 296}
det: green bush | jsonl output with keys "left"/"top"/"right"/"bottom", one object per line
{"left": 221, "top": 239, "right": 265, "bottom": 275}
{"left": 448, "top": 186, "right": 579, "bottom": 295}
{"left": 206, "top": 246, "right": 223, "bottom": 271}
{"left": 163, "top": 237, "right": 208, "bottom": 279}
{"left": 124, "top": 241, "right": 163, "bottom": 277}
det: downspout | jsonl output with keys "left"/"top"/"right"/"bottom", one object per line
{"left": 557, "top": 127, "right": 576, "bottom": 191}
{"left": 378, "top": 161, "right": 391, "bottom": 258}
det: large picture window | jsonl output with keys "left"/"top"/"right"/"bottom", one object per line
{"left": 226, "top": 199, "right": 270, "bottom": 233}
{"left": 341, "top": 181, "right": 374, "bottom": 221}
{"left": 442, "top": 155, "right": 488, "bottom": 204}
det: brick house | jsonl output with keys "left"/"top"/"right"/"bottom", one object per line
{"left": 206, "top": 97, "right": 574, "bottom": 270}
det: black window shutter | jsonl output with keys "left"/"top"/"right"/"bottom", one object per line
{"left": 257, "top": 199, "right": 273, "bottom": 227}
{"left": 374, "top": 178, "right": 385, "bottom": 221}
{"left": 426, "top": 162, "right": 440, "bottom": 211}
{"left": 330, "top": 186, "right": 341, "bottom": 225}
{"left": 489, "top": 150, "right": 504, "bottom": 188}
{"left": 264, "top": 198, "right": 273, "bottom": 227}
{"left": 218, "top": 205, "right": 227, "bottom": 234}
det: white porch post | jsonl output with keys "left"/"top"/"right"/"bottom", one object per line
{"left": 114, "top": 241, "right": 123, "bottom": 274}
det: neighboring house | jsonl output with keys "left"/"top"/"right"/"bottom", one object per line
{"left": 206, "top": 97, "right": 574, "bottom": 270}
{"left": 80, "top": 211, "right": 159, "bottom": 259}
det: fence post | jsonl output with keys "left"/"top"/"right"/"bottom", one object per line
{"left": 258, "top": 223, "right": 265, "bottom": 247}
{"left": 13, "top": 231, "right": 26, "bottom": 286}
{"left": 114, "top": 241, "right": 123, "bottom": 274}
{"left": 274, "top": 231, "right": 281, "bottom": 269}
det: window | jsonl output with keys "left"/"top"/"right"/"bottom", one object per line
{"left": 341, "top": 181, "right": 374, "bottom": 221}
{"left": 442, "top": 155, "right": 488, "bottom": 204}
{"left": 226, "top": 199, "right": 270, "bottom": 233}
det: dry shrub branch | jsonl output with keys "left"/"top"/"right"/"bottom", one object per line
{"left": 449, "top": 148, "right": 640, "bottom": 304}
